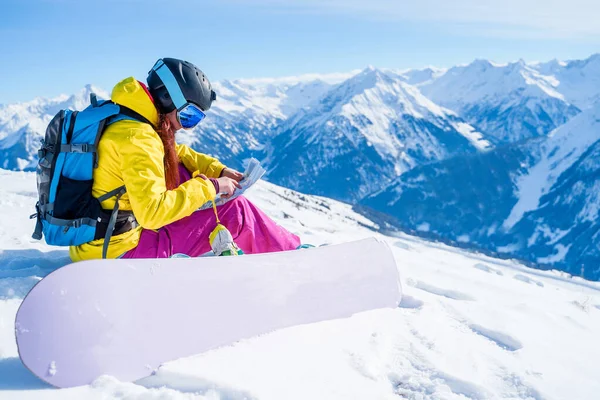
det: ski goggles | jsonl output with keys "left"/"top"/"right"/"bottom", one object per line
{"left": 177, "top": 103, "right": 206, "bottom": 129}
{"left": 151, "top": 59, "right": 207, "bottom": 130}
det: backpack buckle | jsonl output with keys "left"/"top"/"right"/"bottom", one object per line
{"left": 69, "top": 144, "right": 93, "bottom": 153}
{"left": 71, "top": 144, "right": 88, "bottom": 153}
{"left": 64, "top": 219, "right": 83, "bottom": 233}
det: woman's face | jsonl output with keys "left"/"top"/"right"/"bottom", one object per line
{"left": 165, "top": 109, "right": 182, "bottom": 131}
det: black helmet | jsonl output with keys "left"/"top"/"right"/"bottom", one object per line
{"left": 147, "top": 58, "right": 217, "bottom": 114}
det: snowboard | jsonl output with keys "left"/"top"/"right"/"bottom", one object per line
{"left": 15, "top": 237, "right": 402, "bottom": 388}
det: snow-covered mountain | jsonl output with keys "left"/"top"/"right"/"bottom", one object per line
{"left": 177, "top": 77, "right": 342, "bottom": 169}
{"left": 0, "top": 74, "right": 353, "bottom": 172}
{"left": 418, "top": 59, "right": 581, "bottom": 143}
{"left": 0, "top": 126, "right": 42, "bottom": 171}
{"left": 2, "top": 55, "right": 598, "bottom": 174}
{"left": 0, "top": 85, "right": 109, "bottom": 170}
{"left": 363, "top": 104, "right": 600, "bottom": 280}
{"left": 533, "top": 54, "right": 600, "bottom": 109}
{"left": 0, "top": 169, "right": 599, "bottom": 399}
{"left": 393, "top": 66, "right": 447, "bottom": 86}
{"left": 264, "top": 67, "right": 491, "bottom": 202}
{"left": 2, "top": 54, "right": 600, "bottom": 279}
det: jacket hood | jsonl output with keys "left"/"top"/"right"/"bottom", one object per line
{"left": 111, "top": 77, "right": 160, "bottom": 127}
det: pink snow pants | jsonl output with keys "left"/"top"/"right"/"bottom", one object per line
{"left": 122, "top": 164, "right": 301, "bottom": 258}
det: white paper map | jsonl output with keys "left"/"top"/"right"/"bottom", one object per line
{"left": 198, "top": 158, "right": 265, "bottom": 210}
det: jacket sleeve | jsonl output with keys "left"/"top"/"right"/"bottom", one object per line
{"left": 176, "top": 144, "right": 226, "bottom": 178}
{"left": 119, "top": 127, "right": 217, "bottom": 230}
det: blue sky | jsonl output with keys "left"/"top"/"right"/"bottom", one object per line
{"left": 1, "top": 0, "right": 599, "bottom": 103}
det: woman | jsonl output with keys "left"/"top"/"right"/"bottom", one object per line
{"left": 69, "top": 58, "right": 301, "bottom": 261}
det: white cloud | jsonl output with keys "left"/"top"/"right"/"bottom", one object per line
{"left": 225, "top": 0, "right": 600, "bottom": 38}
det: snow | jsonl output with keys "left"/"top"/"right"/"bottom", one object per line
{"left": 207, "top": 71, "right": 364, "bottom": 120}
{"left": 449, "top": 122, "right": 493, "bottom": 151}
{"left": 576, "top": 181, "right": 600, "bottom": 222}
{"left": 419, "top": 59, "right": 566, "bottom": 111}
{"left": 503, "top": 104, "right": 600, "bottom": 230}
{"left": 457, "top": 234, "right": 470, "bottom": 243}
{"left": 473, "top": 263, "right": 504, "bottom": 276}
{"left": 416, "top": 222, "right": 430, "bottom": 232}
{"left": 496, "top": 243, "right": 521, "bottom": 253}
{"left": 390, "top": 66, "right": 448, "bottom": 86}
{"left": 1, "top": 170, "right": 600, "bottom": 399}
{"left": 232, "top": 70, "right": 361, "bottom": 87}
{"left": 537, "top": 244, "right": 571, "bottom": 264}
{"left": 0, "top": 84, "right": 108, "bottom": 141}
{"left": 274, "top": 66, "right": 490, "bottom": 182}
{"left": 415, "top": 58, "right": 584, "bottom": 144}
{"left": 536, "top": 54, "right": 600, "bottom": 110}
{"left": 210, "top": 78, "right": 332, "bottom": 119}
{"left": 2, "top": 54, "right": 598, "bottom": 181}
{"left": 513, "top": 274, "right": 544, "bottom": 288}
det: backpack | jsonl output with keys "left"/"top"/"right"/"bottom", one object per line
{"left": 31, "top": 93, "right": 152, "bottom": 258}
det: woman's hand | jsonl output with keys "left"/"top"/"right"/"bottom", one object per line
{"left": 221, "top": 168, "right": 244, "bottom": 182}
{"left": 216, "top": 177, "right": 242, "bottom": 198}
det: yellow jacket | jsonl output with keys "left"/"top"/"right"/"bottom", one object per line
{"left": 69, "top": 77, "right": 226, "bottom": 261}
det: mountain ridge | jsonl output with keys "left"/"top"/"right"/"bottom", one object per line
{"left": 2, "top": 54, "right": 600, "bottom": 278}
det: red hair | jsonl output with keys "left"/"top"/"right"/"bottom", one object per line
{"left": 141, "top": 81, "right": 179, "bottom": 190}
{"left": 156, "top": 114, "right": 180, "bottom": 190}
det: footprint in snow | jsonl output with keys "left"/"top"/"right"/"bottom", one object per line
{"left": 474, "top": 263, "right": 504, "bottom": 276}
{"left": 571, "top": 298, "right": 595, "bottom": 313}
{"left": 393, "top": 240, "right": 411, "bottom": 250}
{"left": 469, "top": 324, "right": 523, "bottom": 352}
{"left": 391, "top": 368, "right": 489, "bottom": 400}
{"left": 412, "top": 280, "right": 475, "bottom": 301}
{"left": 501, "top": 372, "right": 546, "bottom": 400}
{"left": 513, "top": 274, "right": 544, "bottom": 287}
{"left": 398, "top": 295, "right": 424, "bottom": 309}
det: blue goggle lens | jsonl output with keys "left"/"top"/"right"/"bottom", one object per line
{"left": 178, "top": 103, "right": 206, "bottom": 129}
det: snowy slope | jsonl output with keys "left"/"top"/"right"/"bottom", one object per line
{"left": 504, "top": 105, "right": 600, "bottom": 277}
{"left": 1, "top": 169, "right": 599, "bottom": 399}
{"left": 363, "top": 104, "right": 600, "bottom": 280}
{"left": 504, "top": 104, "right": 600, "bottom": 230}
{"left": 264, "top": 67, "right": 491, "bottom": 202}
{"left": 533, "top": 54, "right": 600, "bottom": 110}
{"left": 419, "top": 59, "right": 581, "bottom": 143}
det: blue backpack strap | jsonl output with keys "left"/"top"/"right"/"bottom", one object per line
{"left": 65, "top": 111, "right": 79, "bottom": 144}
{"left": 118, "top": 106, "right": 154, "bottom": 127}
{"left": 94, "top": 104, "right": 154, "bottom": 167}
